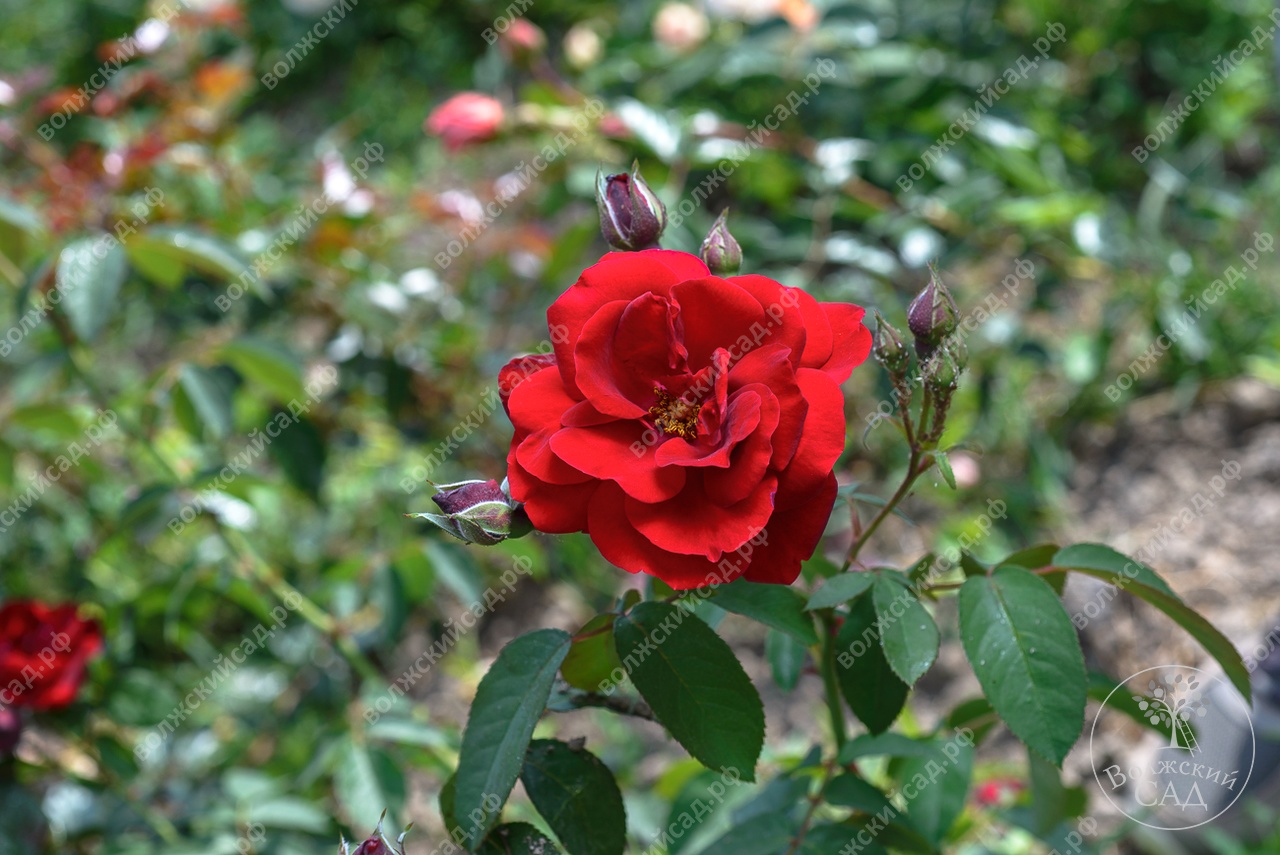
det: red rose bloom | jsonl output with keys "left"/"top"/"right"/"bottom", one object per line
{"left": 424, "top": 93, "right": 504, "bottom": 151}
{"left": 0, "top": 600, "right": 102, "bottom": 710}
{"left": 499, "top": 250, "right": 871, "bottom": 589}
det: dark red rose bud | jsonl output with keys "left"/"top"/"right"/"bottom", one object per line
{"left": 699, "top": 208, "right": 742, "bottom": 275}
{"left": 340, "top": 812, "right": 411, "bottom": 855}
{"left": 409, "top": 478, "right": 532, "bottom": 546}
{"left": 906, "top": 267, "right": 959, "bottom": 358}
{"left": 871, "top": 310, "right": 910, "bottom": 376}
{"left": 0, "top": 706, "right": 21, "bottom": 755}
{"left": 597, "top": 163, "right": 666, "bottom": 251}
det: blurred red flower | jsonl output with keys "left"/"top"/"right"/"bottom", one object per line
{"left": 425, "top": 93, "right": 504, "bottom": 151}
{"left": 0, "top": 601, "right": 102, "bottom": 710}
{"left": 499, "top": 250, "right": 871, "bottom": 589}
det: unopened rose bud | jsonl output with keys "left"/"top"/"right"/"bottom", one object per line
{"left": 922, "top": 344, "right": 960, "bottom": 394}
{"left": 699, "top": 209, "right": 742, "bottom": 275}
{"left": 597, "top": 163, "right": 666, "bottom": 251}
{"left": 408, "top": 478, "right": 532, "bottom": 546}
{"left": 339, "top": 812, "right": 411, "bottom": 855}
{"left": 906, "top": 267, "right": 959, "bottom": 358}
{"left": 871, "top": 310, "right": 909, "bottom": 376}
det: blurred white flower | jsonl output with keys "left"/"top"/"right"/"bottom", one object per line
{"left": 654, "top": 3, "right": 710, "bottom": 52}
{"left": 563, "top": 23, "right": 603, "bottom": 68}
{"left": 705, "top": 0, "right": 777, "bottom": 23}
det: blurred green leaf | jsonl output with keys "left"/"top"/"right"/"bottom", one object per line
{"left": 57, "top": 236, "right": 126, "bottom": 342}
{"left": 177, "top": 364, "right": 235, "bottom": 440}
{"left": 765, "top": 628, "right": 806, "bottom": 692}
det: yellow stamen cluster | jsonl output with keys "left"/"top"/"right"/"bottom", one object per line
{"left": 649, "top": 387, "right": 702, "bottom": 438}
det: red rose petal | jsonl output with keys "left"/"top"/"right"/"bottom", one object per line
{"left": 549, "top": 250, "right": 708, "bottom": 395}
{"left": 498, "top": 352, "right": 557, "bottom": 408}
{"left": 775, "top": 368, "right": 846, "bottom": 505}
{"left": 669, "top": 276, "right": 765, "bottom": 370}
{"left": 742, "top": 473, "right": 838, "bottom": 584}
{"left": 726, "top": 274, "right": 808, "bottom": 368}
{"left": 507, "top": 458, "right": 599, "bottom": 533}
{"left": 588, "top": 483, "right": 735, "bottom": 588}
{"left": 792, "top": 288, "right": 834, "bottom": 369}
{"left": 817, "top": 303, "right": 872, "bottom": 382}
{"left": 653, "top": 387, "right": 762, "bottom": 469}
{"left": 550, "top": 422, "right": 687, "bottom": 503}
{"left": 727, "top": 344, "right": 808, "bottom": 469}
{"left": 703, "top": 384, "right": 781, "bottom": 506}
{"left": 625, "top": 471, "right": 777, "bottom": 560}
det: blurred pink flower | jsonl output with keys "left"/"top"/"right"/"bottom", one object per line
{"left": 425, "top": 93, "right": 504, "bottom": 152}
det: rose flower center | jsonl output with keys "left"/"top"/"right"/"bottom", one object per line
{"left": 649, "top": 387, "right": 702, "bottom": 439}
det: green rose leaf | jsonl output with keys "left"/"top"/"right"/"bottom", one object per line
{"left": 709, "top": 579, "right": 818, "bottom": 645}
{"left": 455, "top": 628, "right": 572, "bottom": 846}
{"left": 871, "top": 572, "right": 939, "bottom": 685}
{"left": 959, "top": 567, "right": 1086, "bottom": 765}
{"left": 1052, "top": 543, "right": 1250, "bottom": 701}
{"left": 520, "top": 739, "right": 626, "bottom": 855}
{"left": 806, "top": 573, "right": 875, "bottom": 610}
{"left": 614, "top": 602, "right": 764, "bottom": 781}
{"left": 477, "top": 822, "right": 564, "bottom": 855}
{"left": 833, "top": 593, "right": 909, "bottom": 734}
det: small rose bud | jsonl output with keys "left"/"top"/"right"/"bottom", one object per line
{"left": 0, "top": 706, "right": 21, "bottom": 755}
{"left": 597, "top": 163, "right": 666, "bottom": 251}
{"left": 906, "top": 267, "right": 959, "bottom": 358}
{"left": 408, "top": 478, "right": 532, "bottom": 545}
{"left": 699, "top": 208, "right": 742, "bottom": 275}
{"left": 871, "top": 310, "right": 909, "bottom": 375}
{"left": 340, "top": 812, "right": 411, "bottom": 855}
{"left": 922, "top": 343, "right": 960, "bottom": 394}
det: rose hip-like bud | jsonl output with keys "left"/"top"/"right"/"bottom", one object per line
{"left": 871, "top": 310, "right": 910, "bottom": 376}
{"left": 699, "top": 208, "right": 742, "bottom": 275}
{"left": 906, "top": 267, "right": 959, "bottom": 358}
{"left": 597, "top": 163, "right": 667, "bottom": 251}
{"left": 0, "top": 706, "right": 21, "bottom": 755}
{"left": 922, "top": 343, "right": 960, "bottom": 394}
{"left": 340, "top": 812, "right": 411, "bottom": 855}
{"left": 409, "top": 478, "right": 532, "bottom": 546}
